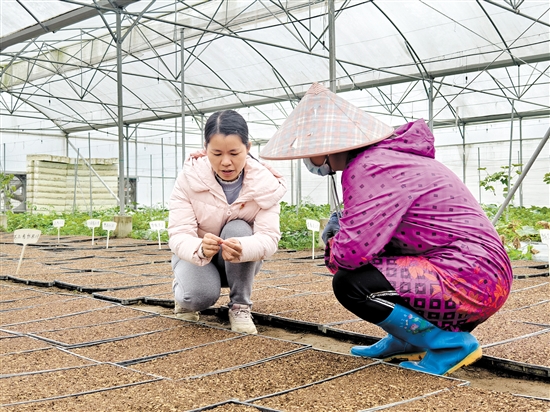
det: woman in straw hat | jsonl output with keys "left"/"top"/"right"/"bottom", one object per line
{"left": 260, "top": 83, "right": 512, "bottom": 376}
{"left": 169, "top": 110, "right": 286, "bottom": 334}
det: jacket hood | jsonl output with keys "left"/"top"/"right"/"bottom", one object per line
{"left": 184, "top": 151, "right": 286, "bottom": 209}
{"left": 374, "top": 119, "right": 435, "bottom": 159}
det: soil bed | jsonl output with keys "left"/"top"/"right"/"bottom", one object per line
{"left": 483, "top": 331, "right": 550, "bottom": 366}
{"left": 254, "top": 363, "right": 462, "bottom": 411}
{"left": 6, "top": 305, "right": 147, "bottom": 333}
{"left": 0, "top": 347, "right": 94, "bottom": 375}
{"left": 2, "top": 350, "right": 374, "bottom": 411}
{"left": 0, "top": 336, "right": 52, "bottom": 354}
{"left": 32, "top": 315, "right": 182, "bottom": 346}
{"left": 0, "top": 297, "right": 112, "bottom": 326}
{"left": 129, "top": 334, "right": 306, "bottom": 379}
{"left": 70, "top": 324, "right": 237, "bottom": 363}
{"left": 1, "top": 363, "right": 155, "bottom": 405}
{"left": 381, "top": 385, "right": 550, "bottom": 411}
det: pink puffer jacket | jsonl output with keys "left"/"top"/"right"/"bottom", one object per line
{"left": 168, "top": 151, "right": 287, "bottom": 265}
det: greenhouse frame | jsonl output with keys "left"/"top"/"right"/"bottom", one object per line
{"left": 1, "top": 0, "right": 549, "bottom": 214}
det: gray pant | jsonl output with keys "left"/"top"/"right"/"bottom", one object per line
{"left": 172, "top": 219, "right": 262, "bottom": 311}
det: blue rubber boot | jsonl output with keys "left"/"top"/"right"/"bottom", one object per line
{"left": 351, "top": 334, "right": 425, "bottom": 361}
{"left": 370, "top": 304, "right": 482, "bottom": 376}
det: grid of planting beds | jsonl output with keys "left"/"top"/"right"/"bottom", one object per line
{"left": 1, "top": 234, "right": 548, "bottom": 410}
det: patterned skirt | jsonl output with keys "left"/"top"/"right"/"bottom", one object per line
{"left": 371, "top": 256, "right": 510, "bottom": 332}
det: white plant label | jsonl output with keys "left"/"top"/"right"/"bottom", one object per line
{"left": 86, "top": 219, "right": 101, "bottom": 245}
{"left": 86, "top": 219, "right": 101, "bottom": 228}
{"left": 306, "top": 219, "right": 320, "bottom": 232}
{"left": 14, "top": 229, "right": 41, "bottom": 275}
{"left": 53, "top": 219, "right": 65, "bottom": 228}
{"left": 53, "top": 219, "right": 65, "bottom": 244}
{"left": 103, "top": 221, "right": 117, "bottom": 231}
{"left": 540, "top": 229, "right": 550, "bottom": 267}
{"left": 150, "top": 220, "right": 166, "bottom": 249}
{"left": 103, "top": 221, "right": 117, "bottom": 249}
{"left": 149, "top": 221, "right": 166, "bottom": 231}
{"left": 14, "top": 229, "right": 41, "bottom": 245}
{"left": 306, "top": 219, "right": 320, "bottom": 260}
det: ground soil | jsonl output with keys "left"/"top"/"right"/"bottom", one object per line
{"left": 150, "top": 309, "right": 549, "bottom": 400}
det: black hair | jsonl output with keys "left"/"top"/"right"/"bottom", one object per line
{"left": 204, "top": 110, "right": 249, "bottom": 146}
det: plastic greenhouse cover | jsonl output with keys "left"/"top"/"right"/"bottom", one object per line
{"left": 1, "top": 0, "right": 548, "bottom": 133}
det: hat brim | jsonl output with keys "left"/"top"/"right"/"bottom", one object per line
{"left": 260, "top": 82, "right": 394, "bottom": 160}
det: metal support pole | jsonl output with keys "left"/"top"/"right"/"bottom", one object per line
{"left": 125, "top": 124, "right": 130, "bottom": 207}
{"left": 462, "top": 123, "right": 466, "bottom": 183}
{"left": 73, "top": 148, "right": 79, "bottom": 214}
{"left": 477, "top": 147, "right": 481, "bottom": 203}
{"left": 328, "top": 0, "right": 337, "bottom": 212}
{"left": 150, "top": 154, "right": 153, "bottom": 208}
{"left": 519, "top": 118, "right": 523, "bottom": 206}
{"left": 200, "top": 114, "right": 205, "bottom": 146}
{"left": 507, "top": 101, "right": 515, "bottom": 201}
{"left": 134, "top": 125, "right": 138, "bottom": 195}
{"left": 492, "top": 127, "right": 550, "bottom": 225}
{"left": 116, "top": 8, "right": 126, "bottom": 215}
{"left": 296, "top": 159, "right": 302, "bottom": 212}
{"left": 328, "top": 0, "right": 336, "bottom": 94}
{"left": 428, "top": 79, "right": 434, "bottom": 132}
{"left": 290, "top": 159, "right": 294, "bottom": 206}
{"left": 88, "top": 132, "right": 92, "bottom": 217}
{"left": 181, "top": 28, "right": 186, "bottom": 166}
{"left": 175, "top": 118, "right": 178, "bottom": 178}
{"left": 161, "top": 137, "right": 165, "bottom": 207}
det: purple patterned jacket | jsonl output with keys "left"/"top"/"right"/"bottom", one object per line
{"left": 326, "top": 119, "right": 512, "bottom": 329}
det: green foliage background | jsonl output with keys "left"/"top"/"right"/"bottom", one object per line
{"left": 2, "top": 203, "right": 549, "bottom": 260}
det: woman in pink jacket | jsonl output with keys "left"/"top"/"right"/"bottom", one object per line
{"left": 260, "top": 83, "right": 512, "bottom": 375}
{"left": 168, "top": 110, "right": 286, "bottom": 334}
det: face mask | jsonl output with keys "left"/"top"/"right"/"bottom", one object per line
{"left": 303, "top": 156, "right": 333, "bottom": 176}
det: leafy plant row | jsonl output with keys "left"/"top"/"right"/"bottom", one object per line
{"left": 1, "top": 202, "right": 548, "bottom": 261}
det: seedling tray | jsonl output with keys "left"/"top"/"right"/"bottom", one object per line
{"left": 28, "top": 315, "right": 182, "bottom": 348}
{"left": 251, "top": 362, "right": 466, "bottom": 412}
{"left": 1, "top": 363, "right": 159, "bottom": 407}
{"left": 126, "top": 334, "right": 309, "bottom": 379}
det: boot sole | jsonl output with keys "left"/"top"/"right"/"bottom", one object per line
{"left": 383, "top": 351, "right": 426, "bottom": 362}
{"left": 443, "top": 346, "right": 483, "bottom": 375}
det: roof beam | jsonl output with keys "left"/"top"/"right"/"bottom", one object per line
{"left": 0, "top": 0, "right": 140, "bottom": 52}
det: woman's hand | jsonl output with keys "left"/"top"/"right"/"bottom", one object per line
{"left": 220, "top": 238, "right": 242, "bottom": 262}
{"left": 322, "top": 211, "right": 341, "bottom": 244}
{"left": 201, "top": 233, "right": 222, "bottom": 258}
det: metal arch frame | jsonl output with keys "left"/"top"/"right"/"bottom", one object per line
{"left": 1, "top": 1, "right": 548, "bottom": 153}
{"left": 3, "top": 2, "right": 548, "bottom": 117}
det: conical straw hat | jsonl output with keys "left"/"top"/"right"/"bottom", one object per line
{"left": 260, "top": 83, "right": 394, "bottom": 160}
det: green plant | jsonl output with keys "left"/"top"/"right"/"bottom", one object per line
{"left": 3, "top": 202, "right": 549, "bottom": 260}
{"left": 543, "top": 172, "right": 550, "bottom": 185}
{"left": 478, "top": 164, "right": 522, "bottom": 197}
{"left": 0, "top": 172, "right": 16, "bottom": 212}
{"left": 279, "top": 202, "right": 330, "bottom": 250}
{"left": 484, "top": 205, "right": 550, "bottom": 260}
